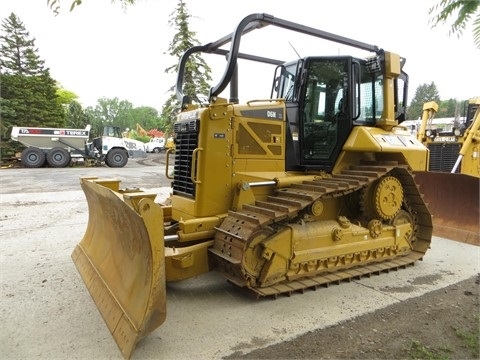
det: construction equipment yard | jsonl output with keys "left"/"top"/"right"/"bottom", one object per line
{"left": 1, "top": 155, "right": 478, "bottom": 359}
{"left": 2, "top": 12, "right": 479, "bottom": 360}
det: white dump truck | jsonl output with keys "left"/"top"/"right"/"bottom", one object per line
{"left": 10, "top": 124, "right": 140, "bottom": 168}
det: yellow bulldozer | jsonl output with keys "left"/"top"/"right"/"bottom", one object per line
{"left": 414, "top": 98, "right": 479, "bottom": 242}
{"left": 73, "top": 13, "right": 438, "bottom": 358}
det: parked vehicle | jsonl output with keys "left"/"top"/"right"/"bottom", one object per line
{"left": 10, "top": 124, "right": 131, "bottom": 168}
{"left": 145, "top": 137, "right": 166, "bottom": 153}
{"left": 414, "top": 98, "right": 479, "bottom": 242}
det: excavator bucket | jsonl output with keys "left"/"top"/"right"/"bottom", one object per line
{"left": 414, "top": 172, "right": 479, "bottom": 244}
{"left": 71, "top": 178, "right": 166, "bottom": 359}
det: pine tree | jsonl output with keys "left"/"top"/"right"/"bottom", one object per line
{"left": 0, "top": 13, "right": 66, "bottom": 157}
{"left": 407, "top": 82, "right": 441, "bottom": 120}
{"left": 66, "top": 100, "right": 91, "bottom": 129}
{"left": 161, "top": 0, "right": 212, "bottom": 135}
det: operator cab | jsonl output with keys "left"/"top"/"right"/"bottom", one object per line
{"left": 89, "top": 125, "right": 123, "bottom": 157}
{"left": 272, "top": 55, "right": 407, "bottom": 171}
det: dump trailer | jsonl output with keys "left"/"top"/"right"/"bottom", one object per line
{"left": 10, "top": 124, "right": 131, "bottom": 168}
{"left": 414, "top": 98, "right": 480, "bottom": 242}
{"left": 72, "top": 13, "right": 434, "bottom": 358}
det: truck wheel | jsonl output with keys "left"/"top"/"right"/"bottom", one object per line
{"left": 21, "top": 147, "right": 46, "bottom": 168}
{"left": 106, "top": 148, "right": 128, "bottom": 168}
{"left": 46, "top": 147, "right": 71, "bottom": 168}
{"left": 153, "top": 147, "right": 161, "bottom": 153}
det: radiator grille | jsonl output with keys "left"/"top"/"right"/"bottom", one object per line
{"left": 172, "top": 119, "right": 199, "bottom": 197}
{"left": 428, "top": 142, "right": 461, "bottom": 173}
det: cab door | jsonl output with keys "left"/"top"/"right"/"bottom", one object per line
{"left": 297, "top": 57, "right": 354, "bottom": 171}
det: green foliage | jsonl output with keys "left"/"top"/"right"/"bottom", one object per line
{"left": 131, "top": 134, "right": 151, "bottom": 143}
{"left": 406, "top": 340, "right": 451, "bottom": 359}
{"left": 429, "top": 0, "right": 480, "bottom": 49}
{"left": 56, "top": 87, "right": 78, "bottom": 105}
{"left": 84, "top": 97, "right": 165, "bottom": 138}
{"left": 161, "top": 0, "right": 213, "bottom": 133}
{"left": 437, "top": 98, "right": 459, "bottom": 118}
{"left": 1, "top": 14, "right": 45, "bottom": 76}
{"left": 66, "top": 100, "right": 91, "bottom": 129}
{"left": 47, "top": 0, "right": 136, "bottom": 15}
{"left": 453, "top": 324, "right": 479, "bottom": 357}
{"left": 131, "top": 106, "right": 164, "bottom": 130}
{"left": 161, "top": 96, "right": 177, "bottom": 135}
{"left": 0, "top": 13, "right": 66, "bottom": 158}
{"left": 44, "top": 0, "right": 210, "bottom": 137}
{"left": 407, "top": 82, "right": 441, "bottom": 120}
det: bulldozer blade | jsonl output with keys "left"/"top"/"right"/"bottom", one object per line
{"left": 71, "top": 178, "right": 166, "bottom": 359}
{"left": 414, "top": 172, "right": 479, "bottom": 244}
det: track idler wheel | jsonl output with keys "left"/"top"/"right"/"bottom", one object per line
{"left": 242, "top": 227, "right": 275, "bottom": 287}
{"left": 390, "top": 209, "right": 415, "bottom": 246}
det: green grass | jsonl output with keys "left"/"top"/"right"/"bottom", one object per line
{"left": 406, "top": 319, "right": 479, "bottom": 360}
{"left": 406, "top": 340, "right": 451, "bottom": 360}
{"left": 453, "top": 325, "right": 479, "bottom": 358}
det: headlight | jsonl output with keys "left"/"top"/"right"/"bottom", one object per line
{"left": 426, "top": 130, "right": 432, "bottom": 137}
{"left": 454, "top": 128, "right": 461, "bottom": 136}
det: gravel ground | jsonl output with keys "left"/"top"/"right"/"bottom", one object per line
{"left": 1, "top": 156, "right": 479, "bottom": 360}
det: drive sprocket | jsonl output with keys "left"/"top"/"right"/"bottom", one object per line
{"left": 373, "top": 175, "right": 403, "bottom": 220}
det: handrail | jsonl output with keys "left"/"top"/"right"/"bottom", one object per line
{"left": 190, "top": 148, "right": 204, "bottom": 184}
{"left": 165, "top": 148, "right": 175, "bottom": 179}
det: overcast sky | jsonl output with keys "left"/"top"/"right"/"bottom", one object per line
{"left": 1, "top": 0, "right": 479, "bottom": 111}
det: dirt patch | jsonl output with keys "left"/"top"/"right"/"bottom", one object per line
{"left": 228, "top": 274, "right": 480, "bottom": 360}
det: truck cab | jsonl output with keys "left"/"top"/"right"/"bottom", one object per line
{"left": 146, "top": 137, "right": 166, "bottom": 153}
{"left": 88, "top": 125, "right": 129, "bottom": 167}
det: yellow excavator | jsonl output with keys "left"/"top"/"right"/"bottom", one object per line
{"left": 414, "top": 98, "right": 479, "bottom": 242}
{"left": 72, "top": 13, "right": 435, "bottom": 358}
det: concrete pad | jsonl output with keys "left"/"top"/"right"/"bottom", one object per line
{"left": 1, "top": 189, "right": 478, "bottom": 360}
{"left": 137, "top": 237, "right": 479, "bottom": 359}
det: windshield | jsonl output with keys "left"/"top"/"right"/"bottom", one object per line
{"left": 273, "top": 63, "right": 298, "bottom": 101}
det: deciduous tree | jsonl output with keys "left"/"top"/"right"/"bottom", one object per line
{"left": 47, "top": 0, "right": 136, "bottom": 15}
{"left": 437, "top": 98, "right": 458, "bottom": 118}
{"left": 56, "top": 87, "right": 78, "bottom": 106}
{"left": 131, "top": 106, "right": 164, "bottom": 131}
{"left": 85, "top": 97, "right": 164, "bottom": 139}
{"left": 429, "top": 0, "right": 480, "bottom": 48}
